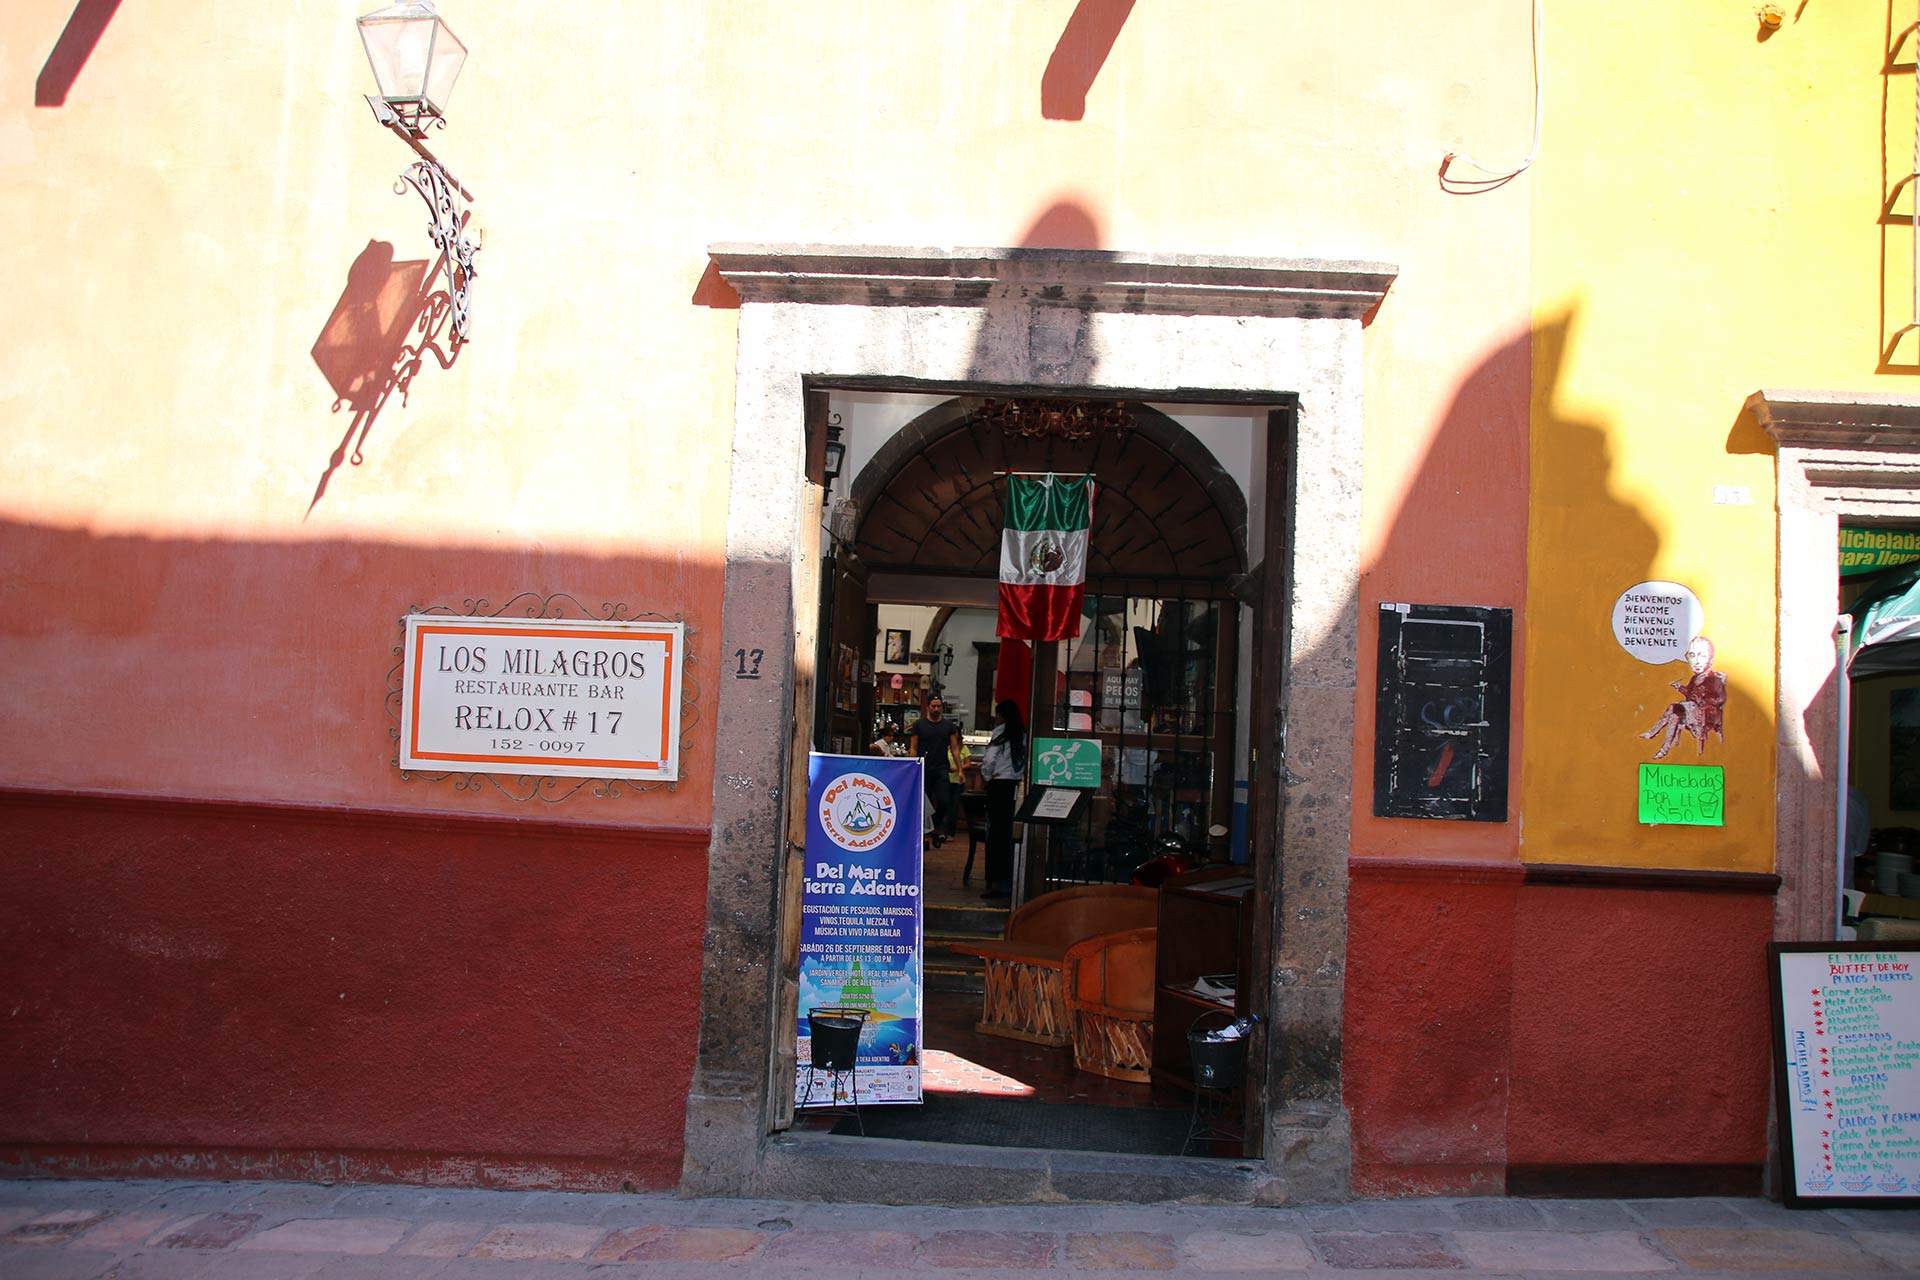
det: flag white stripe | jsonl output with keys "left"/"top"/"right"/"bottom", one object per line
{"left": 1000, "top": 527, "right": 1089, "bottom": 586}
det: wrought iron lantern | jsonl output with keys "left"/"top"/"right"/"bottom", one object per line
{"left": 357, "top": 1, "right": 479, "bottom": 343}
{"left": 358, "top": 1, "right": 468, "bottom": 131}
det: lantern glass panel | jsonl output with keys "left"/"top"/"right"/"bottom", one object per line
{"left": 358, "top": 3, "right": 466, "bottom": 114}
{"left": 422, "top": 22, "right": 467, "bottom": 113}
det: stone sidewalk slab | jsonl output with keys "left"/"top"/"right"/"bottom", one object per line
{"left": 466, "top": 1221, "right": 606, "bottom": 1260}
{"left": 1854, "top": 1230, "right": 1920, "bottom": 1268}
{"left": 6, "top": 1209, "right": 108, "bottom": 1247}
{"left": 1313, "top": 1230, "right": 1465, "bottom": 1269}
{"left": 760, "top": 1227, "right": 920, "bottom": 1267}
{"left": 1177, "top": 1227, "right": 1316, "bottom": 1271}
{"left": 1453, "top": 1229, "right": 1674, "bottom": 1272}
{"left": 72, "top": 1210, "right": 183, "bottom": 1250}
{"left": 237, "top": 1217, "right": 409, "bottom": 1254}
{"left": 1654, "top": 1226, "right": 1891, "bottom": 1272}
{"left": 154, "top": 1211, "right": 261, "bottom": 1250}
{"left": 591, "top": 1223, "right": 768, "bottom": 1262}
{"left": 394, "top": 1219, "right": 488, "bottom": 1257}
{"left": 916, "top": 1228, "right": 1059, "bottom": 1268}
{"left": 1065, "top": 1230, "right": 1177, "bottom": 1270}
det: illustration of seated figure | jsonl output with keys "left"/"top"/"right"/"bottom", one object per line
{"left": 1639, "top": 635, "right": 1726, "bottom": 761}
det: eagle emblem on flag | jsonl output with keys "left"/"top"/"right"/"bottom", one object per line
{"left": 1027, "top": 535, "right": 1066, "bottom": 577}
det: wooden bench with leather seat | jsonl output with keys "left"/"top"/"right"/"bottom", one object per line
{"left": 1062, "top": 926, "right": 1157, "bottom": 1082}
{"left": 950, "top": 884, "right": 1158, "bottom": 1046}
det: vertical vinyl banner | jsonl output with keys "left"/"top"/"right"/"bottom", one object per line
{"left": 796, "top": 753, "right": 925, "bottom": 1106}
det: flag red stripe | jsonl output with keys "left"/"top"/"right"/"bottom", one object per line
{"left": 997, "top": 581, "right": 1084, "bottom": 642}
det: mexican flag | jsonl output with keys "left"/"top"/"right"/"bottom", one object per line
{"left": 997, "top": 474, "right": 1093, "bottom": 641}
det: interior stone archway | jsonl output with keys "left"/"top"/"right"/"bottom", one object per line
{"left": 687, "top": 246, "right": 1396, "bottom": 1205}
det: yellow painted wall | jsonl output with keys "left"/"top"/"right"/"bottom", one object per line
{"left": 1524, "top": 3, "right": 1895, "bottom": 870}
{"left": 1, "top": 3, "right": 1538, "bottom": 827}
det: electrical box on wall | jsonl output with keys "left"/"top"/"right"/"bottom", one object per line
{"left": 1373, "top": 603, "right": 1512, "bottom": 822}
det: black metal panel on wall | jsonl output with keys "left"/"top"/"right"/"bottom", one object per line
{"left": 1373, "top": 603, "right": 1511, "bottom": 822}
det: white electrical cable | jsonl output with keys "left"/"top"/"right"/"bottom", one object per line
{"left": 1443, "top": 0, "right": 1542, "bottom": 185}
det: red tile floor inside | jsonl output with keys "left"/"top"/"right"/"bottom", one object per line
{"left": 795, "top": 825, "right": 1188, "bottom": 1130}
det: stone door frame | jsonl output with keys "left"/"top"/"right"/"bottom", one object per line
{"left": 682, "top": 246, "right": 1396, "bottom": 1203}
{"left": 1751, "top": 389, "right": 1920, "bottom": 943}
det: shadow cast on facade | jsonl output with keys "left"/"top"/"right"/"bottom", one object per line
{"left": 1040, "top": 0, "right": 1136, "bottom": 122}
{"left": 308, "top": 240, "right": 462, "bottom": 517}
{"left": 34, "top": 0, "right": 122, "bottom": 108}
{"left": 1347, "top": 308, "right": 1777, "bottom": 1198}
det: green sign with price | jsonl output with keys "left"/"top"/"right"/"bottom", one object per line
{"left": 1637, "top": 763, "right": 1724, "bottom": 827}
{"left": 1030, "top": 737, "right": 1102, "bottom": 788}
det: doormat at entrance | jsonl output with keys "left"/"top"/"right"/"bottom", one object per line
{"left": 830, "top": 1093, "right": 1190, "bottom": 1156}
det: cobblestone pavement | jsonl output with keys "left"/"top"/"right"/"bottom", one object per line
{"left": 1, "top": 1179, "right": 1917, "bottom": 1278}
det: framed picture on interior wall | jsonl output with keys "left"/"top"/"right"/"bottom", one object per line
{"left": 835, "top": 643, "right": 857, "bottom": 711}
{"left": 884, "top": 628, "right": 910, "bottom": 664}
{"left": 1891, "top": 688, "right": 1920, "bottom": 810}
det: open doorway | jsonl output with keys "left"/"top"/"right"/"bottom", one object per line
{"left": 790, "top": 390, "right": 1269, "bottom": 1157}
{"left": 1840, "top": 535, "right": 1920, "bottom": 940}
{"left": 687, "top": 245, "right": 1385, "bottom": 1203}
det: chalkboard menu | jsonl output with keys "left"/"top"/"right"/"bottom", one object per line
{"left": 1769, "top": 943, "right": 1920, "bottom": 1206}
{"left": 1372, "top": 603, "right": 1511, "bottom": 822}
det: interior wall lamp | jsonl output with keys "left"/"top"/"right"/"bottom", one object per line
{"left": 823, "top": 414, "right": 847, "bottom": 484}
{"left": 357, "top": 1, "right": 480, "bottom": 343}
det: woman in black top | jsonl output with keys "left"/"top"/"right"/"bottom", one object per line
{"left": 978, "top": 700, "right": 1026, "bottom": 899}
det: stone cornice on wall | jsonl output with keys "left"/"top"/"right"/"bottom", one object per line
{"left": 1749, "top": 389, "right": 1920, "bottom": 518}
{"left": 709, "top": 244, "right": 1397, "bottom": 319}
{"left": 1748, "top": 388, "right": 1920, "bottom": 450}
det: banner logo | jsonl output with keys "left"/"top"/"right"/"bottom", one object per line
{"left": 819, "top": 772, "right": 898, "bottom": 851}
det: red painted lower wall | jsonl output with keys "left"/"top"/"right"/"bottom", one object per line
{"left": 0, "top": 789, "right": 709, "bottom": 1191}
{"left": 1346, "top": 861, "right": 1519, "bottom": 1196}
{"left": 1507, "top": 883, "right": 1773, "bottom": 1171}
{"left": 1346, "top": 859, "right": 1774, "bottom": 1196}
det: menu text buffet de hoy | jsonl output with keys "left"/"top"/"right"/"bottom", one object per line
{"left": 1790, "top": 954, "right": 1920, "bottom": 1194}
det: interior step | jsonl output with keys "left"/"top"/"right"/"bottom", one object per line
{"left": 924, "top": 902, "right": 1008, "bottom": 937}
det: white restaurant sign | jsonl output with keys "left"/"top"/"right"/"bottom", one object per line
{"left": 400, "top": 615, "right": 683, "bottom": 781}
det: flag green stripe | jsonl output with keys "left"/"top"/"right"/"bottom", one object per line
{"left": 1005, "top": 475, "right": 1091, "bottom": 532}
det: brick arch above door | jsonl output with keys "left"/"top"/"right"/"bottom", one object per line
{"left": 849, "top": 399, "right": 1247, "bottom": 582}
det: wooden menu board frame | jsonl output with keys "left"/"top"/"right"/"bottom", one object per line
{"left": 1768, "top": 942, "right": 1920, "bottom": 1207}
{"left": 1372, "top": 603, "right": 1511, "bottom": 822}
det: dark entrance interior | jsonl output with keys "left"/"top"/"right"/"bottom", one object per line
{"left": 794, "top": 390, "right": 1277, "bottom": 1157}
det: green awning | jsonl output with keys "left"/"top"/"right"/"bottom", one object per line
{"left": 1849, "top": 561, "right": 1920, "bottom": 677}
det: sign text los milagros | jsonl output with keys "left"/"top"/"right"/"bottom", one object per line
{"left": 400, "top": 615, "right": 684, "bottom": 781}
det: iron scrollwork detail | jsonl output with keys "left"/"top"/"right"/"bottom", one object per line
{"left": 386, "top": 593, "right": 701, "bottom": 803}
{"left": 395, "top": 157, "right": 478, "bottom": 344}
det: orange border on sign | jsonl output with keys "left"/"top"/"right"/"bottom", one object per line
{"left": 406, "top": 623, "right": 679, "bottom": 771}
